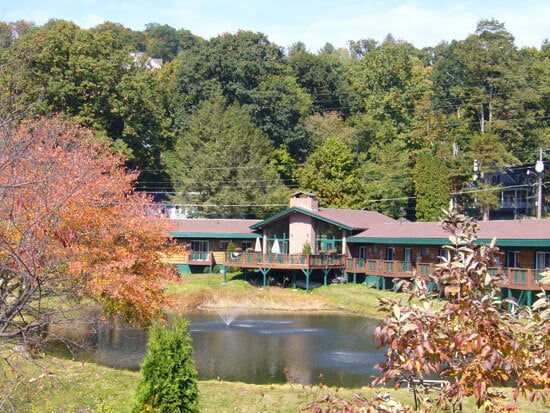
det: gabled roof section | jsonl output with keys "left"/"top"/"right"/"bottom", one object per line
{"left": 349, "top": 219, "right": 550, "bottom": 247}
{"left": 170, "top": 219, "right": 261, "bottom": 239}
{"left": 250, "top": 206, "right": 396, "bottom": 232}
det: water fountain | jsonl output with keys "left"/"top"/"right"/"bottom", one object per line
{"left": 215, "top": 308, "right": 241, "bottom": 326}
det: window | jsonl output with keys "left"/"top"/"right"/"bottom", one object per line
{"left": 421, "top": 247, "right": 430, "bottom": 257}
{"left": 191, "top": 240, "right": 209, "bottom": 253}
{"left": 506, "top": 251, "right": 519, "bottom": 268}
{"left": 535, "top": 252, "right": 550, "bottom": 269}
{"left": 219, "top": 241, "right": 228, "bottom": 251}
{"left": 386, "top": 247, "right": 395, "bottom": 260}
{"left": 358, "top": 246, "right": 367, "bottom": 259}
{"left": 404, "top": 248, "right": 413, "bottom": 262}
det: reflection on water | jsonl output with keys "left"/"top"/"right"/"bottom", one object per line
{"left": 53, "top": 312, "right": 385, "bottom": 388}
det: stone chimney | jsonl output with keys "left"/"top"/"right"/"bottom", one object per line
{"left": 290, "top": 191, "right": 318, "bottom": 210}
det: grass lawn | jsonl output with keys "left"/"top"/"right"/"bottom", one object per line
{"left": 2, "top": 352, "right": 548, "bottom": 412}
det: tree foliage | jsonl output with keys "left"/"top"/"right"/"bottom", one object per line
{"left": 0, "top": 116, "right": 179, "bottom": 349}
{"left": 0, "top": 17, "right": 548, "bottom": 219}
{"left": 164, "top": 96, "right": 289, "bottom": 217}
{"left": 362, "top": 140, "right": 413, "bottom": 218}
{"left": 297, "top": 137, "right": 365, "bottom": 209}
{"left": 372, "top": 207, "right": 550, "bottom": 411}
{"left": 133, "top": 318, "right": 198, "bottom": 413}
{"left": 412, "top": 150, "right": 450, "bottom": 221}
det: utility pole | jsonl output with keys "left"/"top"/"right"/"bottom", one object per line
{"left": 535, "top": 148, "right": 544, "bottom": 220}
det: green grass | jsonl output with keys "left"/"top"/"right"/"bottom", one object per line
{"left": 311, "top": 283, "right": 398, "bottom": 316}
{"left": 2, "top": 352, "right": 548, "bottom": 413}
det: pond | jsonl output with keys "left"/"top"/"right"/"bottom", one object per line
{"left": 68, "top": 312, "right": 386, "bottom": 388}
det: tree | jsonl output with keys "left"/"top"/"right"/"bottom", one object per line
{"left": 133, "top": 318, "right": 198, "bottom": 413}
{"left": 287, "top": 47, "right": 352, "bottom": 116}
{"left": 164, "top": 96, "right": 289, "bottom": 218}
{"left": 372, "top": 207, "right": 550, "bottom": 411}
{"left": 362, "top": 140, "right": 413, "bottom": 218}
{"left": 2, "top": 19, "right": 172, "bottom": 185}
{"left": 467, "top": 132, "right": 520, "bottom": 220}
{"left": 173, "top": 31, "right": 311, "bottom": 159}
{"left": 302, "top": 111, "right": 355, "bottom": 150}
{"left": 431, "top": 19, "right": 542, "bottom": 161}
{"left": 347, "top": 39, "right": 430, "bottom": 146}
{"left": 412, "top": 149, "right": 450, "bottom": 221}
{"left": 0, "top": 116, "right": 179, "bottom": 350}
{"left": 296, "top": 137, "right": 365, "bottom": 209}
{"left": 144, "top": 23, "right": 180, "bottom": 62}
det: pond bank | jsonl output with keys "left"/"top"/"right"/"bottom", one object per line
{"left": 164, "top": 272, "right": 396, "bottom": 318}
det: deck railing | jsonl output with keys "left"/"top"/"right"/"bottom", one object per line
{"left": 346, "top": 258, "right": 419, "bottom": 278}
{"left": 346, "top": 258, "right": 548, "bottom": 290}
{"left": 225, "top": 252, "right": 345, "bottom": 269}
{"left": 165, "top": 252, "right": 548, "bottom": 291}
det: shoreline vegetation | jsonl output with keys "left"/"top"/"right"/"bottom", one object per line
{"left": 166, "top": 272, "right": 393, "bottom": 318}
{"left": 2, "top": 272, "right": 549, "bottom": 412}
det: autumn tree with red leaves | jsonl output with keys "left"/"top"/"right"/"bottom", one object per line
{"left": 372, "top": 207, "right": 550, "bottom": 412}
{"left": 0, "top": 116, "right": 179, "bottom": 350}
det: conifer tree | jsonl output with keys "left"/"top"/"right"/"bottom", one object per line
{"left": 133, "top": 319, "right": 198, "bottom": 413}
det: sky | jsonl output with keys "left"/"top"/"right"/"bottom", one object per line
{"left": 2, "top": 0, "right": 549, "bottom": 52}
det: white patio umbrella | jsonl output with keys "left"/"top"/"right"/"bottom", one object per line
{"left": 254, "top": 237, "right": 262, "bottom": 252}
{"left": 271, "top": 238, "right": 280, "bottom": 254}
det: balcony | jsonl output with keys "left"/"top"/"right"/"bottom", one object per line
{"left": 162, "top": 251, "right": 213, "bottom": 266}
{"left": 224, "top": 252, "right": 345, "bottom": 270}
{"left": 346, "top": 258, "right": 550, "bottom": 291}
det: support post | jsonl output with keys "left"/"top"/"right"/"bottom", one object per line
{"left": 259, "top": 268, "right": 270, "bottom": 288}
{"left": 301, "top": 269, "right": 313, "bottom": 293}
{"left": 323, "top": 269, "right": 330, "bottom": 286}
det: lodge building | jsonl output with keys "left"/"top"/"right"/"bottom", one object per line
{"left": 165, "top": 192, "right": 550, "bottom": 306}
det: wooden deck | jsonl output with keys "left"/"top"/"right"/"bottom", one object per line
{"left": 224, "top": 252, "right": 345, "bottom": 270}
{"left": 162, "top": 252, "right": 213, "bottom": 266}
{"left": 164, "top": 253, "right": 549, "bottom": 291}
{"left": 346, "top": 258, "right": 550, "bottom": 291}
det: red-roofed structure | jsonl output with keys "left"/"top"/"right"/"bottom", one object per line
{"left": 166, "top": 193, "right": 550, "bottom": 304}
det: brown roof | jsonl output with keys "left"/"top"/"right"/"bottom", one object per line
{"left": 170, "top": 219, "right": 261, "bottom": 235}
{"left": 310, "top": 207, "right": 397, "bottom": 230}
{"left": 354, "top": 218, "right": 550, "bottom": 240}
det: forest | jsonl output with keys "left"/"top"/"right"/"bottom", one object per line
{"left": 1, "top": 18, "right": 548, "bottom": 221}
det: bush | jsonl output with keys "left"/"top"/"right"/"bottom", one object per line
{"left": 132, "top": 318, "right": 198, "bottom": 413}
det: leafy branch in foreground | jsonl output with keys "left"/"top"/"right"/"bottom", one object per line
{"left": 372, "top": 207, "right": 550, "bottom": 412}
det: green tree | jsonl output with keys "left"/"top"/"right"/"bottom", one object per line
{"left": 269, "top": 144, "right": 298, "bottom": 187}
{"left": 412, "top": 149, "right": 450, "bottom": 221}
{"left": 174, "top": 31, "right": 310, "bottom": 159}
{"left": 296, "top": 137, "right": 365, "bottom": 209}
{"left": 287, "top": 46, "right": 352, "bottom": 116}
{"left": 432, "top": 19, "right": 542, "bottom": 161}
{"left": 467, "top": 132, "right": 520, "bottom": 220}
{"left": 347, "top": 39, "right": 431, "bottom": 151}
{"left": 144, "top": 23, "right": 180, "bottom": 62}
{"left": 2, "top": 19, "right": 172, "bottom": 184}
{"left": 302, "top": 111, "right": 355, "bottom": 150}
{"left": 133, "top": 318, "right": 198, "bottom": 413}
{"left": 164, "top": 96, "right": 289, "bottom": 218}
{"left": 362, "top": 140, "right": 413, "bottom": 218}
